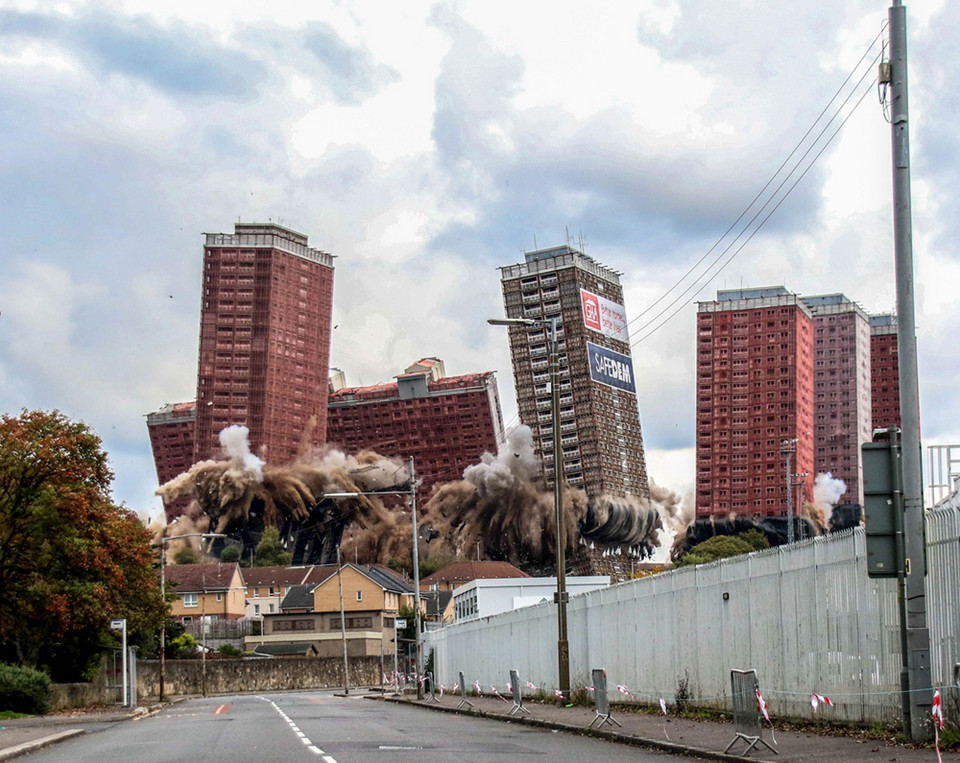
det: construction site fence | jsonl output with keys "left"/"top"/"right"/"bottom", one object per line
{"left": 426, "top": 503, "right": 960, "bottom": 726}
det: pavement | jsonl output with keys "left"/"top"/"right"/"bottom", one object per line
{"left": 0, "top": 692, "right": 956, "bottom": 762}
{"left": 380, "top": 691, "right": 960, "bottom": 763}
{"left": 0, "top": 704, "right": 155, "bottom": 761}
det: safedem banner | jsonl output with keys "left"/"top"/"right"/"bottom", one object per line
{"left": 580, "top": 289, "right": 629, "bottom": 342}
{"left": 587, "top": 341, "right": 636, "bottom": 393}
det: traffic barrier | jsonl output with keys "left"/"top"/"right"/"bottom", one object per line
{"left": 507, "top": 669, "right": 531, "bottom": 716}
{"left": 724, "top": 669, "right": 777, "bottom": 756}
{"left": 586, "top": 668, "right": 621, "bottom": 729}
{"left": 424, "top": 672, "right": 439, "bottom": 703}
{"left": 456, "top": 670, "right": 474, "bottom": 709}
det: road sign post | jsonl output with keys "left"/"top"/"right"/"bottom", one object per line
{"left": 110, "top": 619, "right": 127, "bottom": 706}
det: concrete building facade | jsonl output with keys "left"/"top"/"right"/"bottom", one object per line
{"left": 326, "top": 359, "right": 504, "bottom": 501}
{"left": 193, "top": 222, "right": 335, "bottom": 465}
{"left": 801, "top": 294, "right": 872, "bottom": 506}
{"left": 695, "top": 287, "right": 815, "bottom": 517}
{"left": 869, "top": 314, "right": 901, "bottom": 431}
{"left": 498, "top": 245, "right": 648, "bottom": 499}
{"left": 452, "top": 575, "right": 610, "bottom": 622}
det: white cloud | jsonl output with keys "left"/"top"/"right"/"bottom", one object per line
{"left": 0, "top": 0, "right": 956, "bottom": 513}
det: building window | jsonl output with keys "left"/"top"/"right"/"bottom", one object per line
{"left": 254, "top": 605, "right": 260, "bottom": 616}
{"left": 356, "top": 591, "right": 363, "bottom": 601}
{"left": 274, "top": 619, "right": 314, "bottom": 632}
{"left": 331, "top": 616, "right": 373, "bottom": 630}
{"left": 216, "top": 593, "right": 223, "bottom": 602}
{"left": 184, "top": 593, "right": 198, "bottom": 608}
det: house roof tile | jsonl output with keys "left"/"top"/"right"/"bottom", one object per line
{"left": 280, "top": 585, "right": 316, "bottom": 611}
{"left": 165, "top": 563, "right": 240, "bottom": 592}
{"left": 242, "top": 566, "right": 317, "bottom": 587}
{"left": 420, "top": 561, "right": 529, "bottom": 586}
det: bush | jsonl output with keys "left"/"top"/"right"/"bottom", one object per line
{"left": 217, "top": 644, "right": 242, "bottom": 657}
{"left": 169, "top": 633, "right": 198, "bottom": 659}
{"left": 0, "top": 663, "right": 51, "bottom": 714}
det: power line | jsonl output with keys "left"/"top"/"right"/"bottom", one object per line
{"left": 632, "top": 66, "right": 881, "bottom": 346}
{"left": 628, "top": 25, "right": 887, "bottom": 345}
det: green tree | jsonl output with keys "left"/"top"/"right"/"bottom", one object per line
{"left": 253, "top": 526, "right": 292, "bottom": 567}
{"left": 219, "top": 546, "right": 241, "bottom": 564}
{"left": 739, "top": 529, "right": 771, "bottom": 552}
{"left": 0, "top": 410, "right": 165, "bottom": 680}
{"left": 169, "top": 632, "right": 197, "bottom": 659}
{"left": 418, "top": 553, "right": 460, "bottom": 579}
{"left": 173, "top": 547, "right": 199, "bottom": 565}
{"left": 675, "top": 532, "right": 766, "bottom": 567}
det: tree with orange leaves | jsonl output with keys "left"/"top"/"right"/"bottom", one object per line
{"left": 0, "top": 409, "right": 165, "bottom": 681}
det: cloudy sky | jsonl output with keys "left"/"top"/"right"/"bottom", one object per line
{"left": 1, "top": 0, "right": 956, "bottom": 520}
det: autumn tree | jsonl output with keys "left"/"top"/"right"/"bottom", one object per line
{"left": 0, "top": 410, "right": 165, "bottom": 680}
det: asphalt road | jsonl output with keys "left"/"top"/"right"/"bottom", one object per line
{"left": 21, "top": 692, "right": 704, "bottom": 762}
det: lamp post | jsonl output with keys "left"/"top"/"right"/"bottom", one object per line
{"left": 324, "top": 457, "right": 422, "bottom": 697}
{"left": 336, "top": 543, "right": 349, "bottom": 694}
{"left": 780, "top": 439, "right": 798, "bottom": 544}
{"left": 488, "top": 316, "right": 569, "bottom": 699}
{"left": 158, "top": 532, "right": 224, "bottom": 702}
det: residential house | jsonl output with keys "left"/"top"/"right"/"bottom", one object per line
{"left": 242, "top": 565, "right": 333, "bottom": 619}
{"left": 420, "top": 561, "right": 529, "bottom": 592}
{"left": 165, "top": 563, "right": 246, "bottom": 622}
{"left": 422, "top": 589, "right": 454, "bottom": 625}
{"left": 245, "top": 564, "right": 415, "bottom": 658}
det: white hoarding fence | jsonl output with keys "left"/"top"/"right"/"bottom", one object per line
{"left": 426, "top": 505, "right": 960, "bottom": 726}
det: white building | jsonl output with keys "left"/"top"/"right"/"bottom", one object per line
{"left": 452, "top": 576, "right": 610, "bottom": 622}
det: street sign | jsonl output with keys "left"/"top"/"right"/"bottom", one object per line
{"left": 395, "top": 619, "right": 407, "bottom": 628}
{"left": 110, "top": 619, "right": 125, "bottom": 630}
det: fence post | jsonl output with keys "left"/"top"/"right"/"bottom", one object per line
{"left": 586, "top": 668, "right": 621, "bottom": 728}
{"left": 128, "top": 646, "right": 138, "bottom": 708}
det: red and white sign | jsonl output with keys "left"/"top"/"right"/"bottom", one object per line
{"left": 580, "top": 289, "right": 629, "bottom": 342}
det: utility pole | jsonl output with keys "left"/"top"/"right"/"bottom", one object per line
{"left": 886, "top": 0, "right": 931, "bottom": 740}
{"left": 410, "top": 457, "right": 423, "bottom": 700}
{"left": 336, "top": 545, "right": 349, "bottom": 694}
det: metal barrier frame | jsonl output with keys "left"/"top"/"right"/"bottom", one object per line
{"left": 423, "top": 671, "right": 440, "bottom": 703}
{"left": 724, "top": 669, "right": 777, "bottom": 756}
{"left": 586, "top": 668, "right": 622, "bottom": 729}
{"left": 507, "top": 669, "right": 531, "bottom": 716}
{"left": 456, "top": 671, "right": 474, "bottom": 709}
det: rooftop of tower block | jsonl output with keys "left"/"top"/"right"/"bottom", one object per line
{"left": 800, "top": 293, "right": 869, "bottom": 319}
{"left": 699, "top": 286, "right": 812, "bottom": 315}
{"left": 203, "top": 222, "right": 334, "bottom": 268}
{"left": 498, "top": 244, "right": 622, "bottom": 284}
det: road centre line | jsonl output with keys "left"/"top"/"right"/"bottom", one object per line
{"left": 257, "top": 696, "right": 337, "bottom": 761}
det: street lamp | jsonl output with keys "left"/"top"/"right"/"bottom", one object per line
{"left": 323, "top": 455, "right": 423, "bottom": 697}
{"left": 488, "top": 316, "right": 569, "bottom": 699}
{"left": 158, "top": 532, "right": 224, "bottom": 702}
{"left": 780, "top": 439, "right": 799, "bottom": 544}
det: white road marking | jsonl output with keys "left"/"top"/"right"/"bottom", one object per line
{"left": 257, "top": 696, "right": 336, "bottom": 760}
